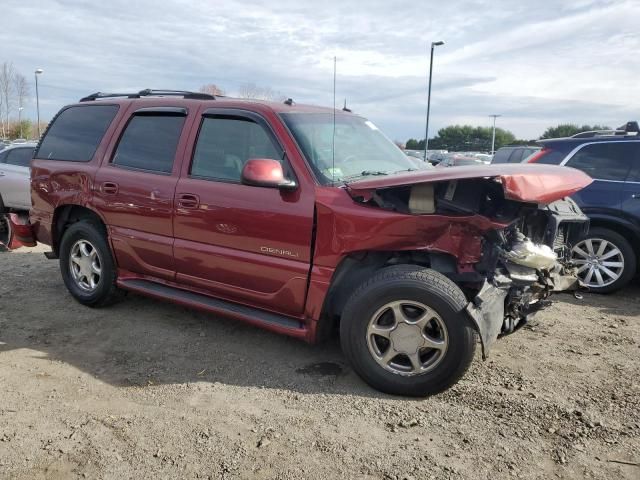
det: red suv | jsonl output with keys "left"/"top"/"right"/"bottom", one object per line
{"left": 9, "top": 89, "right": 592, "bottom": 396}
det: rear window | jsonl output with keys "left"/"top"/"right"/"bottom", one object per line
{"left": 112, "top": 114, "right": 185, "bottom": 173}
{"left": 35, "top": 105, "right": 119, "bottom": 162}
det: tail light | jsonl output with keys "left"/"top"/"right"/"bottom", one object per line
{"left": 526, "top": 148, "right": 551, "bottom": 163}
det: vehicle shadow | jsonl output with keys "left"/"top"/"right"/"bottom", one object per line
{"left": 552, "top": 281, "right": 640, "bottom": 317}
{"left": 0, "top": 251, "right": 392, "bottom": 399}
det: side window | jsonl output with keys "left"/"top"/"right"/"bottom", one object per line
{"left": 112, "top": 114, "right": 185, "bottom": 173}
{"left": 566, "top": 143, "right": 634, "bottom": 181}
{"left": 622, "top": 143, "right": 640, "bottom": 182}
{"left": 6, "top": 147, "right": 35, "bottom": 167}
{"left": 191, "top": 116, "right": 281, "bottom": 181}
{"left": 35, "top": 105, "right": 119, "bottom": 161}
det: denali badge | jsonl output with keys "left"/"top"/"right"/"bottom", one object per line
{"left": 260, "top": 246, "right": 300, "bottom": 258}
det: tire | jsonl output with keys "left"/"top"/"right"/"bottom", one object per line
{"left": 0, "top": 214, "right": 8, "bottom": 252}
{"left": 571, "top": 227, "right": 636, "bottom": 294}
{"left": 340, "top": 266, "right": 477, "bottom": 397}
{"left": 59, "top": 220, "right": 122, "bottom": 307}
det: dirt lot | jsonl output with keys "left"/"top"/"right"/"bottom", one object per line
{"left": 0, "top": 246, "right": 638, "bottom": 480}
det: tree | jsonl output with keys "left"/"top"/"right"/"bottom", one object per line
{"left": 199, "top": 83, "right": 225, "bottom": 96}
{"left": 0, "top": 61, "right": 16, "bottom": 138}
{"left": 9, "top": 119, "right": 32, "bottom": 139}
{"left": 540, "top": 124, "right": 611, "bottom": 139}
{"left": 237, "top": 82, "right": 286, "bottom": 102}
{"left": 409, "top": 125, "right": 516, "bottom": 152}
{"left": 405, "top": 138, "right": 421, "bottom": 150}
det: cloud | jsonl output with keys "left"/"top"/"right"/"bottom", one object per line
{"left": 0, "top": 0, "right": 638, "bottom": 141}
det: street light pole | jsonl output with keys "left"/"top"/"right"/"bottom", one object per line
{"left": 35, "top": 68, "right": 43, "bottom": 139}
{"left": 18, "top": 107, "right": 23, "bottom": 138}
{"left": 424, "top": 40, "right": 444, "bottom": 162}
{"left": 489, "top": 114, "right": 501, "bottom": 155}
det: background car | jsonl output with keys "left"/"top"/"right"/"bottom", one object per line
{"left": 525, "top": 121, "right": 640, "bottom": 292}
{"left": 436, "top": 153, "right": 487, "bottom": 167}
{"left": 491, "top": 145, "right": 541, "bottom": 164}
{"left": 0, "top": 142, "right": 36, "bottom": 212}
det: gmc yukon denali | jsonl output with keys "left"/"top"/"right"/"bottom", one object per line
{"left": 6, "top": 89, "right": 591, "bottom": 396}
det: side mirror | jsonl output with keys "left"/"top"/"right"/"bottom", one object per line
{"left": 241, "top": 158, "right": 297, "bottom": 190}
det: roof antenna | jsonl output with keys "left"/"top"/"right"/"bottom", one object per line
{"left": 332, "top": 56, "right": 337, "bottom": 184}
{"left": 342, "top": 98, "right": 351, "bottom": 113}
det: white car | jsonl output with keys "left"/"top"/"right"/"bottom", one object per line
{"left": 0, "top": 143, "right": 36, "bottom": 212}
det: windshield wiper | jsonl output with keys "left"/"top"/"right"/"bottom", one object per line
{"left": 342, "top": 170, "right": 388, "bottom": 181}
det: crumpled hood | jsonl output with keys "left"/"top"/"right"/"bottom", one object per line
{"left": 345, "top": 164, "right": 593, "bottom": 204}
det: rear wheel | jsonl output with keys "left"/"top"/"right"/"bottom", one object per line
{"left": 340, "top": 266, "right": 477, "bottom": 397}
{"left": 59, "top": 220, "right": 123, "bottom": 307}
{"left": 571, "top": 227, "right": 636, "bottom": 293}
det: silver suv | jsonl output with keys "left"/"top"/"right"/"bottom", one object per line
{"left": 0, "top": 142, "right": 36, "bottom": 212}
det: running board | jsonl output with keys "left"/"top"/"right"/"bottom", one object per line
{"left": 118, "top": 278, "right": 307, "bottom": 338}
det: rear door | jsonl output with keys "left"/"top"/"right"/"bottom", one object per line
{"left": 563, "top": 142, "right": 635, "bottom": 216}
{"left": 172, "top": 108, "right": 315, "bottom": 316}
{"left": 93, "top": 106, "right": 192, "bottom": 281}
{"left": 0, "top": 146, "right": 34, "bottom": 209}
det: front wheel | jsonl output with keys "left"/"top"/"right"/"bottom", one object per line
{"left": 571, "top": 227, "right": 636, "bottom": 294}
{"left": 340, "top": 266, "right": 477, "bottom": 397}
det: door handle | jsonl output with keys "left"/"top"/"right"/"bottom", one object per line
{"left": 0, "top": 171, "right": 5, "bottom": 177}
{"left": 177, "top": 193, "right": 200, "bottom": 209}
{"left": 101, "top": 181, "right": 119, "bottom": 195}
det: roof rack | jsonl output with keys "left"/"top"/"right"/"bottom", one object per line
{"left": 571, "top": 121, "right": 639, "bottom": 139}
{"left": 79, "top": 89, "right": 215, "bottom": 102}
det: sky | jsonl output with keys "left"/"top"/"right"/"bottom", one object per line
{"left": 1, "top": 0, "right": 639, "bottom": 141}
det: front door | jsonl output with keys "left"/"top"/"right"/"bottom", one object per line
{"left": 564, "top": 142, "right": 635, "bottom": 215}
{"left": 620, "top": 142, "right": 640, "bottom": 231}
{"left": 93, "top": 106, "right": 191, "bottom": 281}
{"left": 173, "top": 109, "right": 315, "bottom": 316}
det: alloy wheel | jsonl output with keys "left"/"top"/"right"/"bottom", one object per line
{"left": 571, "top": 238, "right": 624, "bottom": 288}
{"left": 69, "top": 239, "right": 102, "bottom": 292}
{"left": 366, "top": 300, "right": 448, "bottom": 376}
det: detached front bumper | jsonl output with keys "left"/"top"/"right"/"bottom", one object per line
{"left": 465, "top": 279, "right": 551, "bottom": 359}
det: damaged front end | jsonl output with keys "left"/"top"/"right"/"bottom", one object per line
{"left": 345, "top": 164, "right": 591, "bottom": 358}
{"left": 467, "top": 197, "right": 588, "bottom": 357}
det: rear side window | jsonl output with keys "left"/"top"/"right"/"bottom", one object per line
{"left": 6, "top": 147, "right": 35, "bottom": 167}
{"left": 191, "top": 116, "right": 281, "bottom": 181}
{"left": 112, "top": 114, "right": 185, "bottom": 173}
{"left": 565, "top": 142, "right": 634, "bottom": 181}
{"left": 535, "top": 148, "right": 568, "bottom": 165}
{"left": 35, "top": 105, "right": 118, "bottom": 161}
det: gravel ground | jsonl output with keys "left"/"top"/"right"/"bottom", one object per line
{"left": 1, "top": 245, "right": 639, "bottom": 479}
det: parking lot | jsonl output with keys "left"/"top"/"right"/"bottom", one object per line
{"left": 0, "top": 245, "right": 637, "bottom": 479}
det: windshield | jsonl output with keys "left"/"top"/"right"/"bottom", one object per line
{"left": 280, "top": 113, "right": 429, "bottom": 184}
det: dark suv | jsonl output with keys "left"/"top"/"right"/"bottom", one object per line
{"left": 491, "top": 145, "right": 541, "bottom": 164}
{"left": 7, "top": 89, "right": 591, "bottom": 396}
{"left": 526, "top": 122, "right": 640, "bottom": 292}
